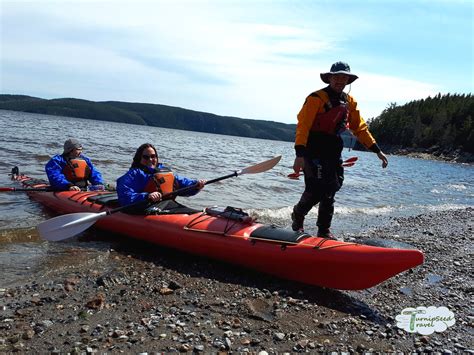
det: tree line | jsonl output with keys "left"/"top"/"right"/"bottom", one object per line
{"left": 368, "top": 93, "right": 474, "bottom": 154}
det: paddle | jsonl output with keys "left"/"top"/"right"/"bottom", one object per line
{"left": 0, "top": 187, "right": 52, "bottom": 192}
{"left": 37, "top": 155, "right": 282, "bottom": 241}
{"left": 287, "top": 157, "right": 358, "bottom": 180}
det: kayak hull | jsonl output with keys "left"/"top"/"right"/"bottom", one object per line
{"left": 13, "top": 175, "right": 424, "bottom": 290}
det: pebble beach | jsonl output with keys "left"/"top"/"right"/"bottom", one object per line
{"left": 0, "top": 207, "right": 472, "bottom": 353}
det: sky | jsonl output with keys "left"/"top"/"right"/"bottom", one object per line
{"left": 1, "top": 0, "right": 473, "bottom": 124}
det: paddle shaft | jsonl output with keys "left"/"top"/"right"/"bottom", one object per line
{"left": 0, "top": 187, "right": 52, "bottom": 192}
{"left": 288, "top": 156, "right": 358, "bottom": 179}
{"left": 106, "top": 171, "right": 239, "bottom": 214}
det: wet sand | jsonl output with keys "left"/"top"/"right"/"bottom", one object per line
{"left": 0, "top": 208, "right": 472, "bottom": 353}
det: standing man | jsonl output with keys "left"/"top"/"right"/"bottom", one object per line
{"left": 45, "top": 138, "right": 104, "bottom": 191}
{"left": 292, "top": 61, "right": 388, "bottom": 237}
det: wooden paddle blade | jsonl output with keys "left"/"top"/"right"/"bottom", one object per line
{"left": 37, "top": 212, "right": 107, "bottom": 241}
{"left": 240, "top": 155, "right": 281, "bottom": 175}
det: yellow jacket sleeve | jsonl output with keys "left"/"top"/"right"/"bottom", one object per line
{"left": 294, "top": 94, "right": 324, "bottom": 147}
{"left": 346, "top": 95, "right": 376, "bottom": 149}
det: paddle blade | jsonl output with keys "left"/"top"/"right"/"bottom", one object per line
{"left": 344, "top": 156, "right": 358, "bottom": 163}
{"left": 287, "top": 172, "right": 301, "bottom": 180}
{"left": 240, "top": 155, "right": 281, "bottom": 175}
{"left": 37, "top": 212, "right": 106, "bottom": 241}
{"left": 0, "top": 187, "right": 15, "bottom": 192}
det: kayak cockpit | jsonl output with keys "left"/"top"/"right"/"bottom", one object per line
{"left": 250, "top": 225, "right": 310, "bottom": 245}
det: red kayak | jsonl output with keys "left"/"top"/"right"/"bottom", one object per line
{"left": 11, "top": 173, "right": 424, "bottom": 290}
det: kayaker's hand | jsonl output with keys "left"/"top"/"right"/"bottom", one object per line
{"left": 196, "top": 180, "right": 206, "bottom": 190}
{"left": 148, "top": 191, "right": 162, "bottom": 202}
{"left": 69, "top": 186, "right": 81, "bottom": 191}
{"left": 377, "top": 151, "right": 388, "bottom": 169}
{"left": 293, "top": 157, "right": 304, "bottom": 173}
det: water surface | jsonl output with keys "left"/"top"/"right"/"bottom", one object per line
{"left": 1, "top": 110, "right": 472, "bottom": 286}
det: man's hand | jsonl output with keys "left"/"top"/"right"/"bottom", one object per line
{"left": 69, "top": 186, "right": 81, "bottom": 191}
{"left": 293, "top": 157, "right": 305, "bottom": 173}
{"left": 148, "top": 191, "right": 162, "bottom": 202}
{"left": 377, "top": 152, "right": 388, "bottom": 168}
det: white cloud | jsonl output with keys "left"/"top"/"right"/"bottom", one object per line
{"left": 350, "top": 72, "right": 441, "bottom": 119}
{"left": 1, "top": 0, "right": 470, "bottom": 124}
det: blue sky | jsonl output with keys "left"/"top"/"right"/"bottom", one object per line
{"left": 1, "top": 0, "right": 472, "bottom": 124}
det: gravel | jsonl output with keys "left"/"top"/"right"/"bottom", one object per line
{"left": 0, "top": 207, "right": 472, "bottom": 353}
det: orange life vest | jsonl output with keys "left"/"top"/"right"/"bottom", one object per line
{"left": 310, "top": 92, "right": 349, "bottom": 135}
{"left": 63, "top": 158, "right": 91, "bottom": 186}
{"left": 144, "top": 167, "right": 175, "bottom": 195}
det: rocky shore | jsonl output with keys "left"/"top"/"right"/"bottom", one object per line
{"left": 1, "top": 208, "right": 473, "bottom": 353}
{"left": 382, "top": 145, "right": 474, "bottom": 164}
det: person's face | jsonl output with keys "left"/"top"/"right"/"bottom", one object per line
{"left": 329, "top": 74, "right": 349, "bottom": 92}
{"left": 69, "top": 147, "right": 83, "bottom": 158}
{"left": 140, "top": 147, "right": 158, "bottom": 169}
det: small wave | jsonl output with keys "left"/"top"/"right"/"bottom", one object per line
{"left": 432, "top": 184, "right": 467, "bottom": 194}
{"left": 335, "top": 205, "right": 397, "bottom": 215}
{"left": 422, "top": 203, "right": 470, "bottom": 212}
{"left": 247, "top": 205, "right": 398, "bottom": 226}
{"left": 247, "top": 206, "right": 292, "bottom": 226}
{"left": 33, "top": 154, "right": 51, "bottom": 163}
{"left": 247, "top": 203, "right": 471, "bottom": 225}
{"left": 446, "top": 184, "right": 467, "bottom": 191}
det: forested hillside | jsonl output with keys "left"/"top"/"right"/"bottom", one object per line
{"left": 1, "top": 93, "right": 472, "bottom": 162}
{"left": 369, "top": 94, "right": 474, "bottom": 157}
{"left": 0, "top": 95, "right": 295, "bottom": 142}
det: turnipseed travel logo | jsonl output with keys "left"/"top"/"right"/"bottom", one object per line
{"left": 396, "top": 306, "right": 455, "bottom": 335}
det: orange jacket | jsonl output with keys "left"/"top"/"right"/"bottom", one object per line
{"left": 295, "top": 89, "right": 376, "bottom": 151}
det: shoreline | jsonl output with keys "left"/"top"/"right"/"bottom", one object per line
{"left": 0, "top": 208, "right": 473, "bottom": 353}
{"left": 381, "top": 146, "right": 474, "bottom": 165}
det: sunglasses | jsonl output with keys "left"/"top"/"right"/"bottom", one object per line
{"left": 142, "top": 154, "right": 157, "bottom": 160}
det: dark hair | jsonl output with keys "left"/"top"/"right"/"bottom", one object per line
{"left": 131, "top": 143, "right": 158, "bottom": 168}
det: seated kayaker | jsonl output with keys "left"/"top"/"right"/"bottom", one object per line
{"left": 45, "top": 138, "right": 105, "bottom": 191}
{"left": 116, "top": 143, "right": 205, "bottom": 207}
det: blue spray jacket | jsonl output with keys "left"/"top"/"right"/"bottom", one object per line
{"left": 116, "top": 164, "right": 200, "bottom": 206}
{"left": 45, "top": 154, "right": 104, "bottom": 191}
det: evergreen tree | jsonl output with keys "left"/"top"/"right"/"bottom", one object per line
{"left": 369, "top": 93, "right": 474, "bottom": 154}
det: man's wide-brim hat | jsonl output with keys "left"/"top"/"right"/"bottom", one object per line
{"left": 320, "top": 61, "right": 358, "bottom": 84}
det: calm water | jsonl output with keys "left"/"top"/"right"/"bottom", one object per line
{"left": 1, "top": 110, "right": 473, "bottom": 286}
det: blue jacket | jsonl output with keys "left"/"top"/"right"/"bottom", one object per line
{"left": 45, "top": 154, "right": 104, "bottom": 191}
{"left": 116, "top": 164, "right": 200, "bottom": 206}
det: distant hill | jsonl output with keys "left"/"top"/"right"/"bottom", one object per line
{"left": 0, "top": 94, "right": 296, "bottom": 142}
{"left": 3, "top": 93, "right": 472, "bottom": 162}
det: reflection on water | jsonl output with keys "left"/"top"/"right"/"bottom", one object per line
{"left": 0, "top": 110, "right": 473, "bottom": 286}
